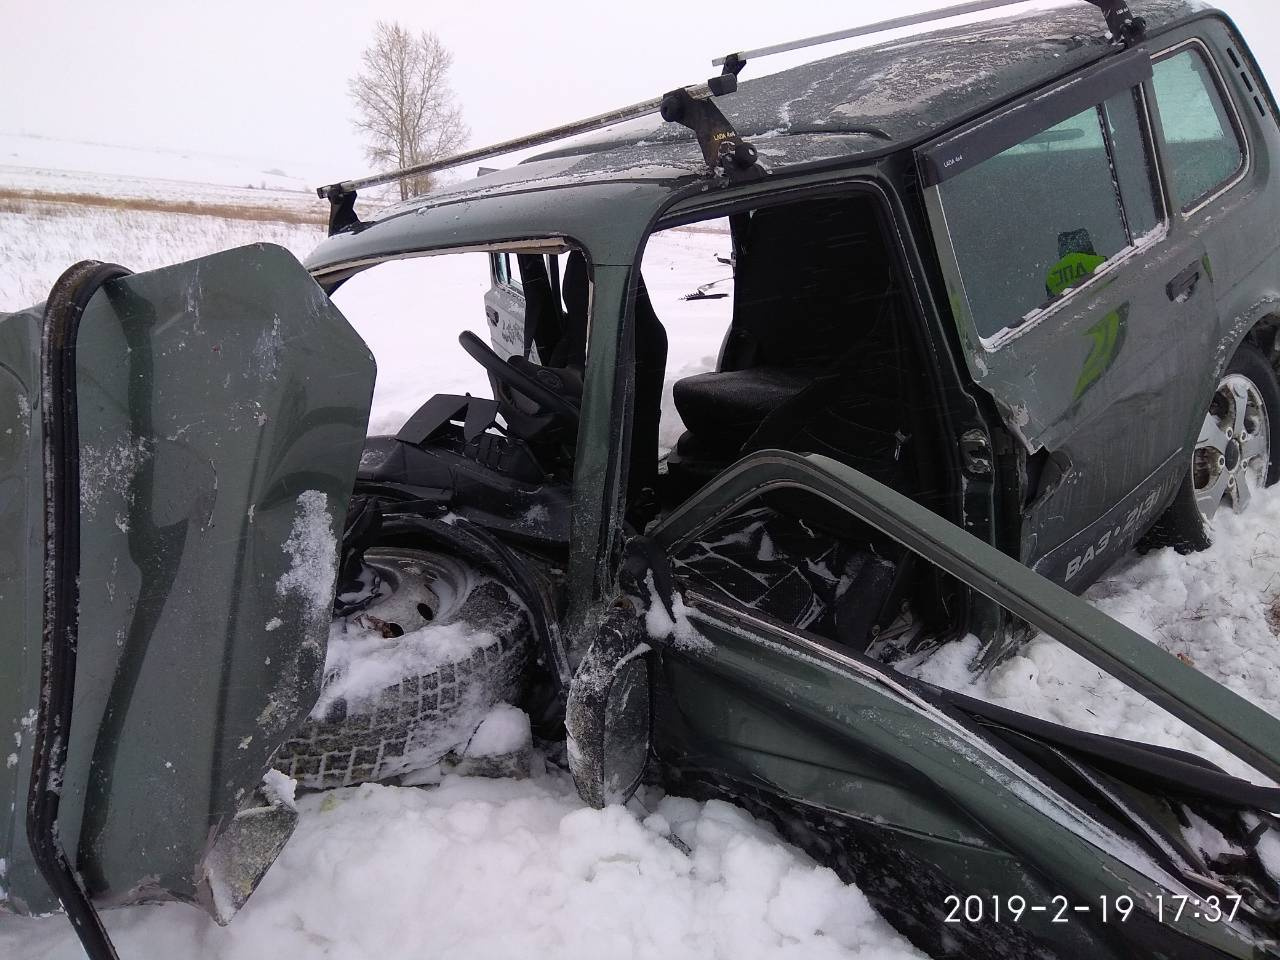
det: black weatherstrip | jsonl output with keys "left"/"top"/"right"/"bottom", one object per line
{"left": 920, "top": 45, "right": 1154, "bottom": 186}
{"left": 28, "top": 260, "right": 132, "bottom": 960}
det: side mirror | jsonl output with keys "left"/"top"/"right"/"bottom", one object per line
{"left": 565, "top": 602, "right": 652, "bottom": 807}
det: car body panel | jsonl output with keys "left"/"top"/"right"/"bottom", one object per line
{"left": 1154, "top": 18, "right": 1280, "bottom": 402}
{"left": 918, "top": 43, "right": 1223, "bottom": 587}
{"left": 0, "top": 245, "right": 375, "bottom": 920}
{"left": 645, "top": 450, "right": 1280, "bottom": 955}
{"left": 481, "top": 253, "right": 529, "bottom": 361}
{"left": 651, "top": 449, "right": 1280, "bottom": 783}
{"left": 0, "top": 302, "right": 50, "bottom": 915}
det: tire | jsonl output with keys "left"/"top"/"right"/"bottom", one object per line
{"left": 273, "top": 547, "right": 532, "bottom": 790}
{"left": 1143, "top": 343, "right": 1280, "bottom": 553}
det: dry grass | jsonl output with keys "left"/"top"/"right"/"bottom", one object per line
{"left": 0, "top": 187, "right": 326, "bottom": 225}
{"left": 1, "top": 194, "right": 325, "bottom": 310}
{"left": 1267, "top": 594, "right": 1280, "bottom": 635}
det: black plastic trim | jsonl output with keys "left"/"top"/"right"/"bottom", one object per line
{"left": 921, "top": 45, "right": 1154, "bottom": 186}
{"left": 29, "top": 260, "right": 132, "bottom": 960}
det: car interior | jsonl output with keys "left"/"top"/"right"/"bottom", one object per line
{"left": 354, "top": 191, "right": 957, "bottom": 659}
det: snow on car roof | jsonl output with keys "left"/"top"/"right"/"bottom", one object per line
{"left": 533, "top": 0, "right": 1209, "bottom": 163}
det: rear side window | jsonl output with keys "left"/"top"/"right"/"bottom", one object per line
{"left": 937, "top": 88, "right": 1160, "bottom": 341}
{"left": 1151, "top": 48, "right": 1245, "bottom": 210}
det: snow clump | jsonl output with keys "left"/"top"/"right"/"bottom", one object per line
{"left": 464, "top": 703, "right": 532, "bottom": 758}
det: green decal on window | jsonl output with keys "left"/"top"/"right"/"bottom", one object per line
{"left": 1046, "top": 251, "right": 1107, "bottom": 298}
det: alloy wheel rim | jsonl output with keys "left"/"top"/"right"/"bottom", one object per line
{"left": 1193, "top": 373, "right": 1270, "bottom": 523}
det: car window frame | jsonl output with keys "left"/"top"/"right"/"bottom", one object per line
{"left": 1150, "top": 37, "right": 1251, "bottom": 218}
{"left": 489, "top": 251, "right": 524, "bottom": 294}
{"left": 924, "top": 81, "right": 1169, "bottom": 352}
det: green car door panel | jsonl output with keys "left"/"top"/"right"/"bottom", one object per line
{"left": 919, "top": 41, "right": 1225, "bottom": 586}
{"left": 650, "top": 449, "right": 1280, "bottom": 785}
{"left": 0, "top": 244, "right": 375, "bottom": 921}
{"left": 643, "top": 448, "right": 1279, "bottom": 955}
{"left": 652, "top": 604, "right": 1264, "bottom": 958}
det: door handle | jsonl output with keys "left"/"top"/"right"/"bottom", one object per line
{"left": 485, "top": 307, "right": 499, "bottom": 325}
{"left": 1167, "top": 262, "right": 1201, "bottom": 302}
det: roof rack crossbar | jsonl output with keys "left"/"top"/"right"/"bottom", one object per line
{"left": 318, "top": 82, "right": 730, "bottom": 200}
{"left": 710, "top": 0, "right": 1040, "bottom": 67}
{"left": 317, "top": 71, "right": 759, "bottom": 235}
{"left": 711, "top": 0, "right": 1146, "bottom": 69}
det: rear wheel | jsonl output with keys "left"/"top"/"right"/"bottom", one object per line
{"left": 1144, "top": 343, "right": 1279, "bottom": 552}
{"left": 273, "top": 546, "right": 532, "bottom": 790}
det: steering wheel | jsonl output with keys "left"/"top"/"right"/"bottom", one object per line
{"left": 458, "top": 330, "right": 579, "bottom": 422}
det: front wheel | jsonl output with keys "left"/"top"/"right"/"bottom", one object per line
{"left": 274, "top": 546, "right": 533, "bottom": 790}
{"left": 1144, "top": 343, "right": 1280, "bottom": 552}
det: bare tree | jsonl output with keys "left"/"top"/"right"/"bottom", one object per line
{"left": 349, "top": 22, "right": 469, "bottom": 200}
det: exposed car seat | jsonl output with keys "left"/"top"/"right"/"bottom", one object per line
{"left": 478, "top": 253, "right": 585, "bottom": 458}
{"left": 660, "top": 196, "right": 952, "bottom": 644}
{"left": 673, "top": 367, "right": 814, "bottom": 457}
{"left": 516, "top": 253, "right": 564, "bottom": 361}
{"left": 665, "top": 196, "right": 905, "bottom": 500}
{"left": 629, "top": 274, "right": 669, "bottom": 510}
{"left": 550, "top": 251, "right": 668, "bottom": 512}
{"left": 551, "top": 251, "right": 589, "bottom": 369}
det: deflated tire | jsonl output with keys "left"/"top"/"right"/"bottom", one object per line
{"left": 273, "top": 548, "right": 532, "bottom": 790}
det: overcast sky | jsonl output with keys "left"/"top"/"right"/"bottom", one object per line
{"left": 3, "top": 0, "right": 1277, "bottom": 186}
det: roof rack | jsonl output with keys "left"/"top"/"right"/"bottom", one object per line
{"left": 711, "top": 0, "right": 1145, "bottom": 69}
{"left": 317, "top": 0, "right": 1145, "bottom": 236}
{"left": 315, "top": 72, "right": 758, "bottom": 236}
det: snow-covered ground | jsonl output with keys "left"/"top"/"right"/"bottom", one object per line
{"left": 2, "top": 766, "right": 921, "bottom": 960}
{"left": 2, "top": 157, "right": 1279, "bottom": 959}
{"left": 0, "top": 200, "right": 324, "bottom": 309}
{"left": 0, "top": 132, "right": 325, "bottom": 211}
{"left": 904, "top": 488, "right": 1280, "bottom": 784}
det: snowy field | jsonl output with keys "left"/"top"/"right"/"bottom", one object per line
{"left": 3, "top": 151, "right": 1280, "bottom": 959}
{"left": 0, "top": 132, "right": 327, "bottom": 213}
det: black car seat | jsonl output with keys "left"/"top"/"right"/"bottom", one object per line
{"left": 551, "top": 251, "right": 589, "bottom": 369}
{"left": 510, "top": 251, "right": 668, "bottom": 509}
{"left": 628, "top": 274, "right": 669, "bottom": 509}
{"left": 517, "top": 253, "right": 564, "bottom": 362}
{"left": 479, "top": 254, "right": 584, "bottom": 458}
{"left": 666, "top": 197, "right": 903, "bottom": 499}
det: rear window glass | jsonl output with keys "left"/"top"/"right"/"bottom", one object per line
{"left": 938, "top": 89, "right": 1158, "bottom": 340}
{"left": 1151, "top": 48, "right": 1245, "bottom": 210}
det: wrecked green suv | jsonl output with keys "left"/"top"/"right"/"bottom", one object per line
{"left": 5, "top": 1, "right": 1280, "bottom": 958}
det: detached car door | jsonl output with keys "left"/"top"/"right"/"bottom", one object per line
{"left": 919, "top": 48, "right": 1218, "bottom": 587}
{"left": 0, "top": 245, "right": 374, "bottom": 951}
{"left": 595, "top": 449, "right": 1280, "bottom": 959}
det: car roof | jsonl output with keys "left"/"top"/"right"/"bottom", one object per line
{"left": 307, "top": 0, "right": 1213, "bottom": 273}
{"left": 533, "top": 0, "right": 1209, "bottom": 164}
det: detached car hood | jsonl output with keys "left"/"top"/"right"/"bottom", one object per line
{"left": 0, "top": 244, "right": 374, "bottom": 923}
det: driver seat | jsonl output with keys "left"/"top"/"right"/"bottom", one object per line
{"left": 481, "top": 253, "right": 588, "bottom": 451}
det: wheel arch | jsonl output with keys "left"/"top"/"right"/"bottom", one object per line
{"left": 1241, "top": 311, "right": 1280, "bottom": 375}
{"left": 1176, "top": 301, "right": 1280, "bottom": 454}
